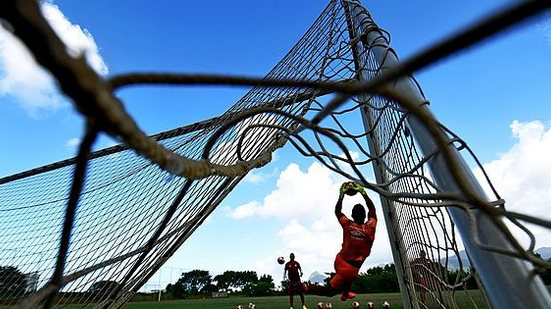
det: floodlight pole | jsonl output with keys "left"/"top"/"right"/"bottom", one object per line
{"left": 157, "top": 269, "right": 162, "bottom": 302}
{"left": 344, "top": 1, "right": 551, "bottom": 308}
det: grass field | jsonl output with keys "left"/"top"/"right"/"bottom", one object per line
{"left": 122, "top": 294, "right": 402, "bottom": 309}
{"left": 121, "top": 290, "right": 491, "bottom": 309}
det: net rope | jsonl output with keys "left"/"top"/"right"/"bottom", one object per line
{"left": 0, "top": 0, "right": 550, "bottom": 308}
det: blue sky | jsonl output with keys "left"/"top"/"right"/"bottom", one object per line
{"left": 1, "top": 0, "right": 551, "bottom": 291}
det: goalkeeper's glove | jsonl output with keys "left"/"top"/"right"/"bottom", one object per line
{"left": 340, "top": 182, "right": 352, "bottom": 196}
{"left": 353, "top": 182, "right": 366, "bottom": 195}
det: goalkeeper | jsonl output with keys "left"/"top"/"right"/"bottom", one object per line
{"left": 308, "top": 181, "right": 377, "bottom": 301}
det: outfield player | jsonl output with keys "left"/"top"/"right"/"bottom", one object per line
{"left": 284, "top": 253, "right": 307, "bottom": 309}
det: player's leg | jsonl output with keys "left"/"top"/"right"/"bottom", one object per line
{"left": 333, "top": 254, "right": 358, "bottom": 301}
{"left": 289, "top": 281, "right": 298, "bottom": 309}
{"left": 340, "top": 280, "right": 356, "bottom": 301}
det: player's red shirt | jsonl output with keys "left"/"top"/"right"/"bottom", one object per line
{"left": 337, "top": 213, "right": 377, "bottom": 263}
{"left": 285, "top": 260, "right": 301, "bottom": 282}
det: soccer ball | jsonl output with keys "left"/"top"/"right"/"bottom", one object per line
{"left": 382, "top": 300, "right": 391, "bottom": 308}
{"left": 248, "top": 302, "right": 256, "bottom": 309}
{"left": 236, "top": 305, "right": 243, "bottom": 309}
{"left": 317, "top": 302, "right": 325, "bottom": 309}
{"left": 325, "top": 302, "right": 333, "bottom": 309}
{"left": 367, "top": 301, "right": 375, "bottom": 309}
{"left": 277, "top": 256, "right": 285, "bottom": 264}
{"left": 352, "top": 301, "right": 360, "bottom": 308}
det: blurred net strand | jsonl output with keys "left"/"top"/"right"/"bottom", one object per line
{"left": 1, "top": 0, "right": 551, "bottom": 308}
{"left": 42, "top": 124, "right": 99, "bottom": 309}
{"left": 1, "top": 0, "right": 548, "bottom": 181}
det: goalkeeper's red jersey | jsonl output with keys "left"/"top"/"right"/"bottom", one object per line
{"left": 337, "top": 213, "right": 377, "bottom": 263}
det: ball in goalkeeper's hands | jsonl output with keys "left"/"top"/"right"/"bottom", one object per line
{"left": 341, "top": 181, "right": 358, "bottom": 196}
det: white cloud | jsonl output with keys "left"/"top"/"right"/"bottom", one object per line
{"left": 0, "top": 1, "right": 107, "bottom": 115}
{"left": 475, "top": 120, "right": 551, "bottom": 248}
{"left": 243, "top": 171, "right": 266, "bottom": 184}
{"left": 242, "top": 168, "right": 279, "bottom": 184}
{"left": 228, "top": 200, "right": 262, "bottom": 219}
{"left": 66, "top": 137, "right": 80, "bottom": 149}
{"left": 538, "top": 13, "right": 551, "bottom": 47}
{"left": 41, "top": 2, "right": 108, "bottom": 75}
{"left": 228, "top": 162, "right": 348, "bottom": 220}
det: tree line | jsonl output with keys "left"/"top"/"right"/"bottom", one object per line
{"left": 164, "top": 270, "right": 278, "bottom": 299}
{"left": 163, "top": 259, "right": 551, "bottom": 299}
{"left": 2, "top": 259, "right": 551, "bottom": 302}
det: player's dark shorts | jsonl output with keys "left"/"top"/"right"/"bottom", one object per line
{"left": 288, "top": 280, "right": 305, "bottom": 294}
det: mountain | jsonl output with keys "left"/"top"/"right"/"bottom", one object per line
{"left": 441, "top": 247, "right": 551, "bottom": 269}
{"left": 440, "top": 250, "right": 470, "bottom": 269}
{"left": 535, "top": 247, "right": 551, "bottom": 260}
{"left": 308, "top": 271, "right": 327, "bottom": 284}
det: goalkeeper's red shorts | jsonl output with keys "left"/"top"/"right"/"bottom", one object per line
{"left": 330, "top": 253, "right": 360, "bottom": 290}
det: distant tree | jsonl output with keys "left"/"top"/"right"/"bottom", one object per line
{"left": 167, "top": 270, "right": 212, "bottom": 298}
{"left": 214, "top": 271, "right": 238, "bottom": 292}
{"left": 259, "top": 274, "right": 275, "bottom": 285}
{"left": 323, "top": 272, "right": 335, "bottom": 287}
{"left": 447, "top": 269, "right": 478, "bottom": 290}
{"left": 165, "top": 282, "right": 185, "bottom": 299}
{"left": 236, "top": 271, "right": 258, "bottom": 289}
{"left": 214, "top": 270, "right": 258, "bottom": 293}
{"left": 280, "top": 279, "right": 289, "bottom": 293}
{"left": 354, "top": 264, "right": 399, "bottom": 293}
{"left": 244, "top": 274, "right": 275, "bottom": 296}
{"left": 0, "top": 266, "right": 28, "bottom": 299}
{"left": 201, "top": 283, "right": 218, "bottom": 295}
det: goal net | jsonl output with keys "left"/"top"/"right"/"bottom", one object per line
{"left": 1, "top": 0, "right": 550, "bottom": 308}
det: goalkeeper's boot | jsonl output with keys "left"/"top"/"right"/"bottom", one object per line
{"left": 340, "top": 291, "right": 356, "bottom": 301}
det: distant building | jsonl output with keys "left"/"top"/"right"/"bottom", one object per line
{"left": 212, "top": 291, "right": 228, "bottom": 298}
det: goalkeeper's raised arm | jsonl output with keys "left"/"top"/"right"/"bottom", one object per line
{"left": 355, "top": 182, "right": 376, "bottom": 221}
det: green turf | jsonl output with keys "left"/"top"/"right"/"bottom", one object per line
{"left": 122, "top": 294, "right": 399, "bottom": 309}
{"left": 121, "top": 290, "right": 490, "bottom": 309}
{"left": 0, "top": 289, "right": 499, "bottom": 308}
